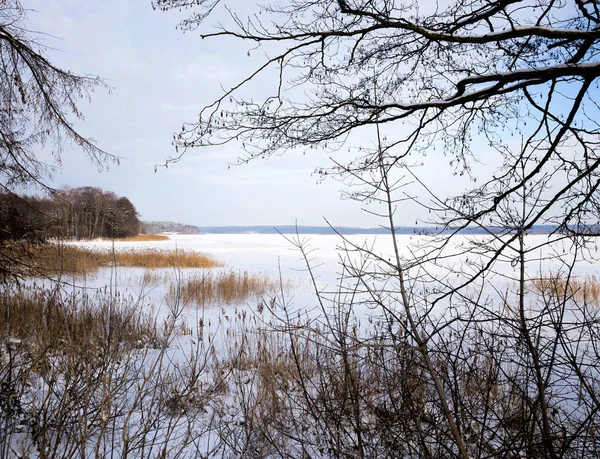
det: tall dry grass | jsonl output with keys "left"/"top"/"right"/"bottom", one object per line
{"left": 170, "top": 270, "right": 283, "bottom": 306}
{"left": 0, "top": 285, "right": 161, "bottom": 361}
{"left": 115, "top": 234, "right": 170, "bottom": 242}
{"left": 532, "top": 275, "right": 600, "bottom": 304}
{"left": 0, "top": 243, "right": 307, "bottom": 457}
{"left": 14, "top": 243, "right": 107, "bottom": 276}
{"left": 111, "top": 248, "right": 220, "bottom": 269}
{"left": 0, "top": 282, "right": 220, "bottom": 458}
{"left": 13, "top": 243, "right": 220, "bottom": 275}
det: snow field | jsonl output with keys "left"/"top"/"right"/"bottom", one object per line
{"left": 3, "top": 233, "right": 600, "bottom": 457}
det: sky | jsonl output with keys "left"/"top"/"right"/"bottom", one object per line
{"left": 22, "top": 0, "right": 478, "bottom": 228}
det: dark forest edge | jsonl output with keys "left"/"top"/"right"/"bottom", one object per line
{"left": 0, "top": 187, "right": 141, "bottom": 242}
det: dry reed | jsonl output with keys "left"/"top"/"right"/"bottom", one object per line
{"left": 110, "top": 248, "right": 220, "bottom": 269}
{"left": 18, "top": 243, "right": 220, "bottom": 275}
{"left": 0, "top": 285, "right": 160, "bottom": 357}
{"left": 115, "top": 234, "right": 170, "bottom": 242}
{"left": 532, "top": 275, "right": 600, "bottom": 304}
{"left": 22, "top": 244, "right": 107, "bottom": 275}
{"left": 171, "top": 270, "right": 282, "bottom": 306}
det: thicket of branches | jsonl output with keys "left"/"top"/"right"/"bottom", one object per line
{"left": 0, "top": 3, "right": 241, "bottom": 458}
{"left": 8, "top": 0, "right": 600, "bottom": 456}
{"left": 0, "top": 1, "right": 113, "bottom": 192}
{"left": 152, "top": 0, "right": 600, "bottom": 457}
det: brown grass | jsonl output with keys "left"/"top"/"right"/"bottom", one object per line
{"left": 11, "top": 243, "right": 221, "bottom": 275}
{"left": 0, "top": 285, "right": 160, "bottom": 360}
{"left": 115, "top": 234, "right": 170, "bottom": 242}
{"left": 142, "top": 269, "right": 170, "bottom": 286}
{"left": 532, "top": 275, "right": 600, "bottom": 304}
{"left": 23, "top": 244, "right": 107, "bottom": 275}
{"left": 171, "top": 270, "right": 283, "bottom": 306}
{"left": 110, "top": 248, "right": 220, "bottom": 269}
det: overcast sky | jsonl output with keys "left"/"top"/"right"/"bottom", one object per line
{"left": 22, "top": 0, "right": 478, "bottom": 228}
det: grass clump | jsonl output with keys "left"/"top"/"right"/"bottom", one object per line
{"left": 14, "top": 243, "right": 220, "bottom": 275}
{"left": 532, "top": 275, "right": 600, "bottom": 304}
{"left": 112, "top": 248, "right": 220, "bottom": 269}
{"left": 0, "top": 285, "right": 160, "bottom": 357}
{"left": 172, "top": 270, "right": 282, "bottom": 306}
{"left": 115, "top": 234, "right": 170, "bottom": 242}
{"left": 9, "top": 243, "right": 107, "bottom": 276}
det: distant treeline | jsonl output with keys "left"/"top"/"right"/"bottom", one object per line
{"left": 197, "top": 225, "right": 561, "bottom": 235}
{"left": 0, "top": 187, "right": 141, "bottom": 242}
{"left": 142, "top": 221, "right": 199, "bottom": 235}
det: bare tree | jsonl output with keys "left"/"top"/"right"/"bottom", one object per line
{"left": 153, "top": 1, "right": 600, "bottom": 457}
{"left": 0, "top": 0, "right": 117, "bottom": 276}
{"left": 0, "top": 0, "right": 113, "bottom": 192}
{"left": 153, "top": 0, "right": 600, "bottom": 233}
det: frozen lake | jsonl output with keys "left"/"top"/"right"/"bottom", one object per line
{"left": 73, "top": 231, "right": 600, "bottom": 272}
{"left": 55, "top": 232, "right": 600, "bottom": 332}
{"left": 71, "top": 231, "right": 600, "bottom": 285}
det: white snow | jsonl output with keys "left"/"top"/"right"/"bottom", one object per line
{"left": 8, "top": 232, "right": 600, "bottom": 457}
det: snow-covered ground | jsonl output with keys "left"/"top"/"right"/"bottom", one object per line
{"left": 8, "top": 233, "right": 600, "bottom": 457}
